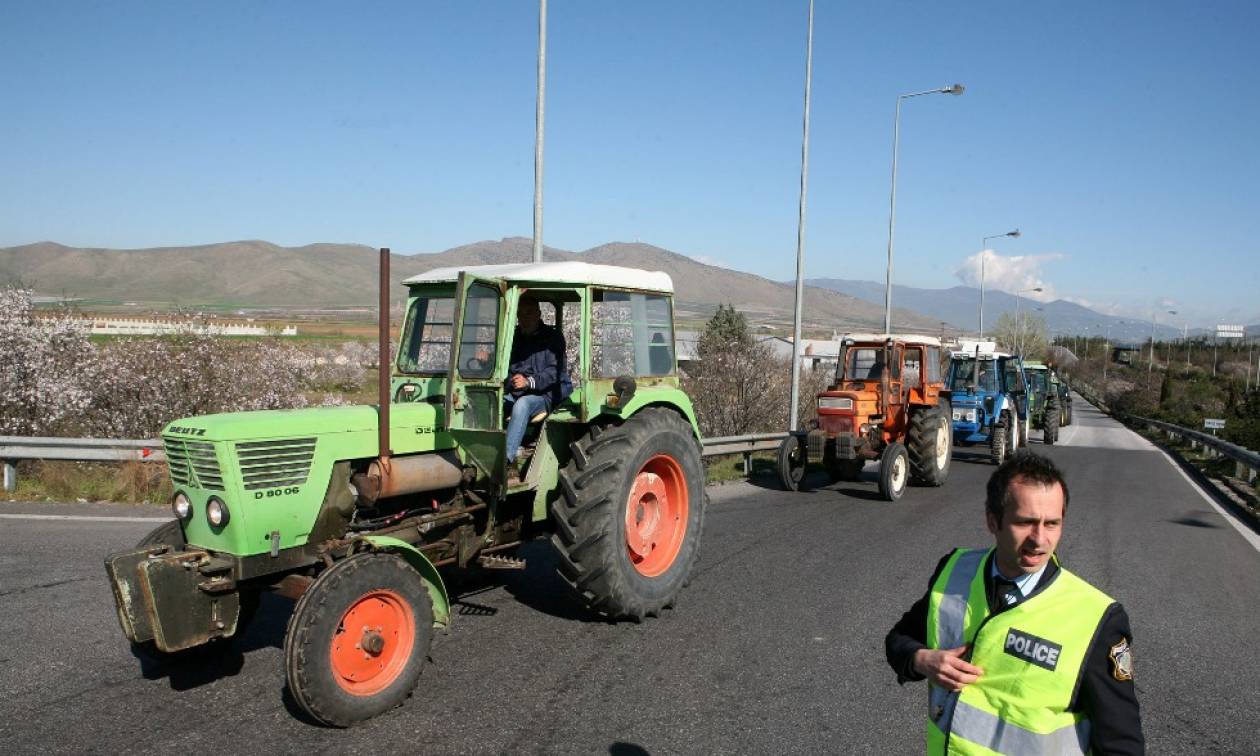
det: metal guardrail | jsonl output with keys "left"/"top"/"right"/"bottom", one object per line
{"left": 1126, "top": 417, "right": 1260, "bottom": 484}
{"left": 0, "top": 436, "right": 165, "bottom": 492}
{"left": 1, "top": 432, "right": 789, "bottom": 492}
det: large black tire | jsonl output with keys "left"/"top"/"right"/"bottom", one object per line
{"left": 1044, "top": 407, "right": 1059, "bottom": 445}
{"left": 777, "top": 435, "right": 809, "bottom": 491}
{"left": 878, "top": 442, "right": 910, "bottom": 502}
{"left": 552, "top": 408, "right": 706, "bottom": 621}
{"left": 990, "top": 422, "right": 1008, "bottom": 466}
{"left": 825, "top": 455, "right": 864, "bottom": 483}
{"left": 285, "top": 553, "right": 434, "bottom": 727}
{"left": 908, "top": 406, "right": 952, "bottom": 487}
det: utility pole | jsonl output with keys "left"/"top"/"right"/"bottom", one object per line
{"left": 788, "top": 0, "right": 815, "bottom": 432}
{"left": 531, "top": 0, "right": 547, "bottom": 263}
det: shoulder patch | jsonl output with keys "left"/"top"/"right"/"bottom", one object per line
{"left": 1109, "top": 638, "right": 1134, "bottom": 682}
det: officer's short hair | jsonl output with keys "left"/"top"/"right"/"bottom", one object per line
{"left": 985, "top": 451, "right": 1070, "bottom": 525}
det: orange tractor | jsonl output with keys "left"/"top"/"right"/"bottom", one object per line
{"left": 779, "top": 333, "right": 952, "bottom": 500}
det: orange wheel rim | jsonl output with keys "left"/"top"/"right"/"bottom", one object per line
{"left": 329, "top": 589, "right": 416, "bottom": 696}
{"left": 624, "top": 454, "right": 689, "bottom": 577}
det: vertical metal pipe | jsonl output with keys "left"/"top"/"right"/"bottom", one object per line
{"left": 883, "top": 97, "right": 903, "bottom": 335}
{"left": 379, "top": 247, "right": 392, "bottom": 459}
{"left": 532, "top": 0, "right": 547, "bottom": 263}
{"left": 788, "top": 0, "right": 815, "bottom": 432}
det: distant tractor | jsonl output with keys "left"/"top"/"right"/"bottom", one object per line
{"left": 1023, "top": 360, "right": 1061, "bottom": 444}
{"left": 104, "top": 259, "right": 706, "bottom": 726}
{"left": 779, "top": 334, "right": 952, "bottom": 501}
{"left": 945, "top": 341, "right": 1029, "bottom": 464}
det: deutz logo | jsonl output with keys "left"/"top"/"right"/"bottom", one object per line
{"left": 168, "top": 425, "right": 206, "bottom": 436}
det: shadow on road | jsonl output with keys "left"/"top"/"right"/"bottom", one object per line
{"left": 499, "top": 539, "right": 595, "bottom": 622}
{"left": 1168, "top": 515, "right": 1222, "bottom": 529}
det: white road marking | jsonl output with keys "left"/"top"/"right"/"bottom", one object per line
{"left": 0, "top": 513, "right": 168, "bottom": 523}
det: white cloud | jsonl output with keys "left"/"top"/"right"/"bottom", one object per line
{"left": 955, "top": 250, "right": 1063, "bottom": 302}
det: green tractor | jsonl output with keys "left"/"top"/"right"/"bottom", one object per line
{"left": 1022, "top": 360, "right": 1063, "bottom": 445}
{"left": 105, "top": 257, "right": 706, "bottom": 726}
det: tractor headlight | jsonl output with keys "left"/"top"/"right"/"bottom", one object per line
{"left": 172, "top": 492, "right": 192, "bottom": 521}
{"left": 206, "top": 496, "right": 230, "bottom": 527}
{"left": 952, "top": 408, "right": 977, "bottom": 422}
{"left": 818, "top": 396, "right": 854, "bottom": 410}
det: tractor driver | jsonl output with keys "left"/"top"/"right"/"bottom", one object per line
{"left": 504, "top": 296, "right": 571, "bottom": 474}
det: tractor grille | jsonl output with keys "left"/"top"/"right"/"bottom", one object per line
{"left": 164, "top": 438, "right": 225, "bottom": 491}
{"left": 235, "top": 438, "right": 316, "bottom": 491}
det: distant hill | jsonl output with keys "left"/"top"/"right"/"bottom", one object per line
{"left": 804, "top": 277, "right": 1188, "bottom": 343}
{"left": 0, "top": 238, "right": 942, "bottom": 333}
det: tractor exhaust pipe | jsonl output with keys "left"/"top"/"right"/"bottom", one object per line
{"left": 353, "top": 451, "right": 465, "bottom": 504}
{"left": 378, "top": 247, "right": 392, "bottom": 462}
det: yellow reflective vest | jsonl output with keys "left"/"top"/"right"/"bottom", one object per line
{"left": 925, "top": 548, "right": 1115, "bottom": 755}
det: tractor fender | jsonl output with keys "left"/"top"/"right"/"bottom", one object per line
{"left": 353, "top": 535, "right": 450, "bottom": 628}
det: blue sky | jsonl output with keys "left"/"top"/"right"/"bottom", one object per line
{"left": 2, "top": 1, "right": 1256, "bottom": 327}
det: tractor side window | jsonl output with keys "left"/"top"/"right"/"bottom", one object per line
{"left": 457, "top": 284, "right": 500, "bottom": 380}
{"left": 398, "top": 295, "right": 455, "bottom": 374}
{"left": 848, "top": 348, "right": 883, "bottom": 380}
{"left": 904, "top": 348, "right": 921, "bottom": 389}
{"left": 925, "top": 346, "right": 941, "bottom": 384}
{"left": 592, "top": 290, "right": 674, "bottom": 377}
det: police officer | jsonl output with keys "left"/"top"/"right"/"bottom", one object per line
{"left": 885, "top": 451, "right": 1143, "bottom": 754}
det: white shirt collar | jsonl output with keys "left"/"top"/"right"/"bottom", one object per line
{"left": 990, "top": 558, "right": 1048, "bottom": 599}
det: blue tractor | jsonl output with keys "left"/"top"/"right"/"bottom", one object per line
{"left": 945, "top": 341, "right": 1029, "bottom": 465}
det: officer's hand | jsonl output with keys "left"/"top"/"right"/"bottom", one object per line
{"left": 913, "top": 646, "right": 983, "bottom": 691}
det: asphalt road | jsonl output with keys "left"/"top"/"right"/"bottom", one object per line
{"left": 2, "top": 399, "right": 1258, "bottom": 754}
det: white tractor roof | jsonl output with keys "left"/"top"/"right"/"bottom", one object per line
{"left": 840, "top": 333, "right": 942, "bottom": 347}
{"left": 403, "top": 261, "right": 674, "bottom": 293}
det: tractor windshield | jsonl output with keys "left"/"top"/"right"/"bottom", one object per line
{"left": 843, "top": 347, "right": 885, "bottom": 381}
{"left": 948, "top": 358, "right": 998, "bottom": 393}
{"left": 397, "top": 294, "right": 456, "bottom": 374}
{"left": 1028, "top": 371, "right": 1047, "bottom": 394}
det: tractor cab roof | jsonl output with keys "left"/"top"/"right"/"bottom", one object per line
{"left": 950, "top": 339, "right": 1013, "bottom": 359}
{"left": 403, "top": 261, "right": 674, "bottom": 293}
{"left": 839, "top": 333, "right": 942, "bottom": 347}
{"left": 1023, "top": 361, "right": 1048, "bottom": 370}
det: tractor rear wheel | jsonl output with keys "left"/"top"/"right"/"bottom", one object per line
{"left": 878, "top": 442, "right": 910, "bottom": 502}
{"left": 908, "top": 406, "right": 951, "bottom": 486}
{"left": 777, "top": 435, "right": 809, "bottom": 491}
{"left": 552, "top": 408, "right": 705, "bottom": 621}
{"left": 990, "top": 422, "right": 1008, "bottom": 466}
{"left": 285, "top": 553, "right": 433, "bottom": 727}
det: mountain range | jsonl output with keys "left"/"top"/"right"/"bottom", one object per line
{"left": 0, "top": 238, "right": 942, "bottom": 334}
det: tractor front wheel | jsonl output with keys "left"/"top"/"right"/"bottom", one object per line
{"left": 990, "top": 422, "right": 1009, "bottom": 466}
{"left": 908, "top": 406, "right": 952, "bottom": 487}
{"left": 284, "top": 553, "right": 433, "bottom": 727}
{"left": 777, "top": 435, "right": 809, "bottom": 491}
{"left": 553, "top": 408, "right": 706, "bottom": 621}
{"left": 878, "top": 442, "right": 910, "bottom": 502}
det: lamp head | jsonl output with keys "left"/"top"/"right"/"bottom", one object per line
{"left": 1008, "top": 229, "right": 1021, "bottom": 238}
{"left": 944, "top": 83, "right": 966, "bottom": 96}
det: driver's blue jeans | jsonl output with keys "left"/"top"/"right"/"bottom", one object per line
{"left": 505, "top": 393, "right": 549, "bottom": 463}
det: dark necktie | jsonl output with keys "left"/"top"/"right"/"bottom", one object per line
{"left": 993, "top": 576, "right": 1020, "bottom": 611}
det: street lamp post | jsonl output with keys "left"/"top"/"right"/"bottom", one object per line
{"left": 883, "top": 83, "right": 965, "bottom": 334}
{"left": 979, "top": 228, "right": 1020, "bottom": 338}
{"left": 1013, "top": 287, "right": 1042, "bottom": 355}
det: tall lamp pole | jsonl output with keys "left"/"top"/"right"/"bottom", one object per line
{"left": 883, "top": 83, "right": 965, "bottom": 334}
{"left": 531, "top": 0, "right": 547, "bottom": 263}
{"left": 788, "top": 0, "right": 815, "bottom": 433}
{"left": 979, "top": 228, "right": 1020, "bottom": 338}
{"left": 1103, "top": 320, "right": 1124, "bottom": 386}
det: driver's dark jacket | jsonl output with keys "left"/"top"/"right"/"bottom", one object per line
{"left": 506, "top": 324, "right": 571, "bottom": 410}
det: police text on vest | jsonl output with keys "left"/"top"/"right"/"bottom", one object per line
{"left": 1003, "top": 628, "right": 1062, "bottom": 671}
